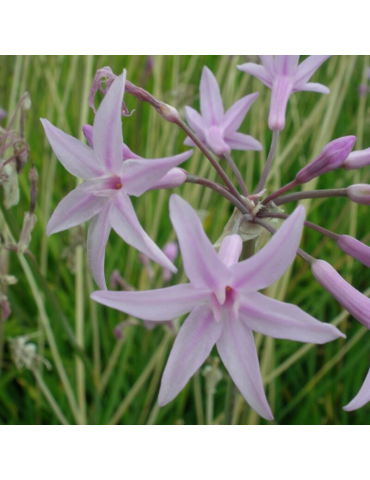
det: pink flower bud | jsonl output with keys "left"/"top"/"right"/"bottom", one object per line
{"left": 337, "top": 235, "right": 370, "bottom": 268}
{"left": 0, "top": 108, "right": 6, "bottom": 121}
{"left": 347, "top": 184, "right": 370, "bottom": 205}
{"left": 342, "top": 147, "right": 370, "bottom": 170}
{"left": 311, "top": 260, "right": 370, "bottom": 328}
{"left": 149, "top": 168, "right": 187, "bottom": 191}
{"left": 296, "top": 136, "right": 356, "bottom": 184}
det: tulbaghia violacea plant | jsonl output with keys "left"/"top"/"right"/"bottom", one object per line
{"left": 44, "top": 57, "right": 370, "bottom": 423}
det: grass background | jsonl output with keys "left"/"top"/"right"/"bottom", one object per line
{"left": 0, "top": 55, "right": 369, "bottom": 425}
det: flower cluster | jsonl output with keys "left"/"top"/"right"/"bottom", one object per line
{"left": 43, "top": 56, "right": 370, "bottom": 421}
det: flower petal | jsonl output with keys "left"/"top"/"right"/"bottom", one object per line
{"left": 91, "top": 283, "right": 209, "bottom": 321}
{"left": 218, "top": 235, "right": 243, "bottom": 267}
{"left": 184, "top": 106, "right": 206, "bottom": 138}
{"left": 294, "top": 82, "right": 330, "bottom": 94}
{"left": 122, "top": 143, "right": 141, "bottom": 161}
{"left": 93, "top": 71, "right": 125, "bottom": 172}
{"left": 46, "top": 184, "right": 106, "bottom": 236}
{"left": 222, "top": 93, "right": 259, "bottom": 135}
{"left": 274, "top": 55, "right": 300, "bottom": 75}
{"left": 231, "top": 205, "right": 305, "bottom": 293}
{"left": 110, "top": 190, "right": 177, "bottom": 273}
{"left": 269, "top": 76, "right": 293, "bottom": 131}
{"left": 87, "top": 206, "right": 112, "bottom": 290}
{"left": 216, "top": 314, "right": 273, "bottom": 420}
{"left": 240, "top": 292, "right": 345, "bottom": 343}
{"left": 294, "top": 55, "right": 331, "bottom": 86}
{"left": 200, "top": 66, "right": 224, "bottom": 126}
{"left": 237, "top": 63, "right": 273, "bottom": 88}
{"left": 121, "top": 150, "right": 193, "bottom": 197}
{"left": 343, "top": 369, "right": 370, "bottom": 412}
{"left": 224, "top": 132, "right": 262, "bottom": 151}
{"left": 158, "top": 305, "right": 222, "bottom": 406}
{"left": 41, "top": 119, "right": 104, "bottom": 180}
{"left": 148, "top": 168, "right": 187, "bottom": 191}
{"left": 82, "top": 124, "right": 94, "bottom": 148}
{"left": 184, "top": 137, "right": 196, "bottom": 147}
{"left": 169, "top": 194, "right": 231, "bottom": 291}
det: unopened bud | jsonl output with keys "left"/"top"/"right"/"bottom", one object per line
{"left": 337, "top": 235, "right": 370, "bottom": 268}
{"left": 296, "top": 136, "right": 356, "bottom": 184}
{"left": 347, "top": 184, "right": 370, "bottom": 205}
{"left": 149, "top": 168, "right": 187, "bottom": 191}
{"left": 342, "top": 147, "right": 370, "bottom": 170}
{"left": 157, "top": 103, "right": 180, "bottom": 123}
{"left": 0, "top": 108, "right": 6, "bottom": 121}
{"left": 311, "top": 259, "right": 370, "bottom": 329}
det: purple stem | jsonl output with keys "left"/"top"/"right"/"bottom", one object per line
{"left": 274, "top": 188, "right": 348, "bottom": 206}
{"left": 186, "top": 174, "right": 250, "bottom": 215}
{"left": 255, "top": 130, "right": 280, "bottom": 193}
{"left": 259, "top": 212, "right": 340, "bottom": 241}
{"left": 263, "top": 179, "right": 298, "bottom": 206}
{"left": 223, "top": 151, "right": 248, "bottom": 197}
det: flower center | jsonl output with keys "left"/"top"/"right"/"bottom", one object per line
{"left": 225, "top": 285, "right": 232, "bottom": 293}
{"left": 115, "top": 182, "right": 122, "bottom": 189}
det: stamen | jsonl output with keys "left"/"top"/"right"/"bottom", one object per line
{"left": 225, "top": 286, "right": 232, "bottom": 292}
{"left": 115, "top": 183, "right": 122, "bottom": 189}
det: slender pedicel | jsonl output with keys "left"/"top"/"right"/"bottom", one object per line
{"left": 273, "top": 188, "right": 348, "bottom": 206}
{"left": 259, "top": 212, "right": 340, "bottom": 241}
{"left": 262, "top": 179, "right": 298, "bottom": 205}
{"left": 185, "top": 174, "right": 250, "bottom": 215}
{"left": 223, "top": 151, "right": 249, "bottom": 197}
{"left": 255, "top": 130, "right": 279, "bottom": 193}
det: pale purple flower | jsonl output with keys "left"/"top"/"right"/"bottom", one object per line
{"left": 184, "top": 66, "right": 262, "bottom": 157}
{"left": 343, "top": 147, "right": 370, "bottom": 170}
{"left": 311, "top": 260, "right": 370, "bottom": 329}
{"left": 42, "top": 71, "right": 193, "bottom": 290}
{"left": 296, "top": 136, "right": 356, "bottom": 184}
{"left": 92, "top": 195, "right": 343, "bottom": 420}
{"left": 347, "top": 184, "right": 370, "bottom": 205}
{"left": 0, "top": 108, "right": 6, "bottom": 121}
{"left": 238, "top": 56, "right": 331, "bottom": 131}
{"left": 344, "top": 368, "right": 370, "bottom": 412}
{"left": 337, "top": 235, "right": 370, "bottom": 268}
{"left": 163, "top": 242, "right": 178, "bottom": 282}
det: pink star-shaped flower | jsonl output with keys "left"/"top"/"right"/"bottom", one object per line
{"left": 184, "top": 66, "right": 262, "bottom": 157}
{"left": 238, "top": 55, "right": 331, "bottom": 131}
{"left": 42, "top": 71, "right": 193, "bottom": 290}
{"left": 92, "top": 195, "right": 344, "bottom": 420}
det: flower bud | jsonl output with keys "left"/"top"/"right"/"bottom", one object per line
{"left": 337, "top": 235, "right": 370, "bottom": 268}
{"left": 342, "top": 147, "right": 370, "bottom": 170}
{"left": 0, "top": 108, "right": 6, "bottom": 121}
{"left": 296, "top": 136, "right": 356, "bottom": 184}
{"left": 347, "top": 184, "right": 370, "bottom": 205}
{"left": 149, "top": 168, "right": 187, "bottom": 191}
{"left": 311, "top": 259, "right": 370, "bottom": 328}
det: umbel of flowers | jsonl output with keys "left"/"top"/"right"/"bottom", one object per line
{"left": 43, "top": 56, "right": 370, "bottom": 421}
